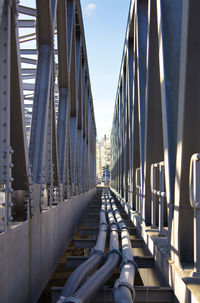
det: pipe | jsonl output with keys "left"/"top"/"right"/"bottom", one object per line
{"left": 57, "top": 201, "right": 108, "bottom": 302}
{"left": 62, "top": 200, "right": 121, "bottom": 303}
{"left": 111, "top": 198, "right": 136, "bottom": 303}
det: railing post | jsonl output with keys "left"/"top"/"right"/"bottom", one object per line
{"left": 135, "top": 168, "right": 141, "bottom": 214}
{"left": 158, "top": 162, "right": 165, "bottom": 236}
{"left": 189, "top": 154, "right": 200, "bottom": 277}
{"left": 151, "top": 163, "right": 159, "bottom": 228}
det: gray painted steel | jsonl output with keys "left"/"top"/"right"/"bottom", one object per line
{"left": 111, "top": 0, "right": 200, "bottom": 302}
{"left": 0, "top": 0, "right": 96, "bottom": 302}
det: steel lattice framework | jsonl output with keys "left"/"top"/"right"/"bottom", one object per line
{"left": 111, "top": 0, "right": 200, "bottom": 297}
{"left": 0, "top": 0, "right": 97, "bottom": 301}
{"left": 0, "top": 0, "right": 96, "bottom": 229}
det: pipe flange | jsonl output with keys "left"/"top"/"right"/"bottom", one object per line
{"left": 109, "top": 223, "right": 120, "bottom": 234}
{"left": 99, "top": 222, "right": 108, "bottom": 231}
{"left": 120, "top": 226, "right": 130, "bottom": 234}
{"left": 113, "top": 279, "right": 136, "bottom": 300}
{"left": 120, "top": 257, "right": 138, "bottom": 270}
{"left": 106, "top": 208, "right": 112, "bottom": 214}
{"left": 112, "top": 208, "right": 119, "bottom": 214}
{"left": 106, "top": 248, "right": 122, "bottom": 260}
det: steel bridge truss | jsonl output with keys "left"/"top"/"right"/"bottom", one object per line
{"left": 111, "top": 0, "right": 200, "bottom": 291}
{"left": 0, "top": 0, "right": 96, "bottom": 231}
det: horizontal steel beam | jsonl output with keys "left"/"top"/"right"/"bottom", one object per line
{"left": 51, "top": 286, "right": 174, "bottom": 303}
{"left": 18, "top": 19, "right": 35, "bottom": 28}
{"left": 66, "top": 255, "right": 154, "bottom": 269}
{"left": 79, "top": 226, "right": 137, "bottom": 236}
{"left": 82, "top": 219, "right": 133, "bottom": 228}
{"left": 73, "top": 237, "right": 143, "bottom": 249}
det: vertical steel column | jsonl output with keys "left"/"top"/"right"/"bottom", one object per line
{"left": 0, "top": 1, "right": 12, "bottom": 229}
{"left": 127, "top": 37, "right": 134, "bottom": 207}
{"left": 136, "top": 0, "right": 148, "bottom": 224}
{"left": 173, "top": 0, "right": 200, "bottom": 265}
{"left": 144, "top": 0, "right": 163, "bottom": 226}
{"left": 156, "top": 0, "right": 182, "bottom": 249}
{"left": 57, "top": 0, "right": 70, "bottom": 198}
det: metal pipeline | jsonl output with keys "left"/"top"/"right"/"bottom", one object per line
{"left": 57, "top": 200, "right": 108, "bottom": 302}
{"left": 62, "top": 199, "right": 121, "bottom": 303}
{"left": 111, "top": 198, "right": 136, "bottom": 303}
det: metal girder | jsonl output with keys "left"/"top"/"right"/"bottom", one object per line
{"left": 110, "top": 0, "right": 200, "bottom": 279}
{"left": 0, "top": 0, "right": 96, "bottom": 217}
{"left": 51, "top": 286, "right": 174, "bottom": 303}
{"left": 73, "top": 238, "right": 143, "bottom": 249}
{"left": 66, "top": 255, "right": 154, "bottom": 269}
{"left": 18, "top": 5, "right": 36, "bottom": 17}
{"left": 173, "top": 0, "right": 200, "bottom": 266}
{"left": 18, "top": 19, "right": 35, "bottom": 28}
{"left": 29, "top": 44, "right": 53, "bottom": 183}
{"left": 144, "top": 0, "right": 163, "bottom": 227}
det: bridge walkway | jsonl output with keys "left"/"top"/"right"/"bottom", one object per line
{"left": 39, "top": 188, "right": 175, "bottom": 303}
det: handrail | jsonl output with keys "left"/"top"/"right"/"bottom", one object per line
{"left": 135, "top": 167, "right": 141, "bottom": 214}
{"left": 150, "top": 161, "right": 166, "bottom": 236}
{"left": 189, "top": 154, "right": 200, "bottom": 276}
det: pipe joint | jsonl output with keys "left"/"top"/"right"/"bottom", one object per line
{"left": 106, "top": 208, "right": 112, "bottom": 214}
{"left": 112, "top": 208, "right": 119, "bottom": 215}
{"left": 91, "top": 248, "right": 105, "bottom": 258}
{"left": 120, "top": 257, "right": 138, "bottom": 270}
{"left": 113, "top": 279, "right": 135, "bottom": 300}
{"left": 120, "top": 224, "right": 129, "bottom": 232}
{"left": 98, "top": 222, "right": 108, "bottom": 231}
{"left": 106, "top": 248, "right": 122, "bottom": 260}
{"left": 118, "top": 220, "right": 128, "bottom": 230}
{"left": 109, "top": 222, "right": 119, "bottom": 233}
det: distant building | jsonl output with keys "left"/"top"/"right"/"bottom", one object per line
{"left": 96, "top": 131, "right": 111, "bottom": 183}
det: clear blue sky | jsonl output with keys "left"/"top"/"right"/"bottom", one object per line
{"left": 80, "top": 0, "right": 130, "bottom": 139}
